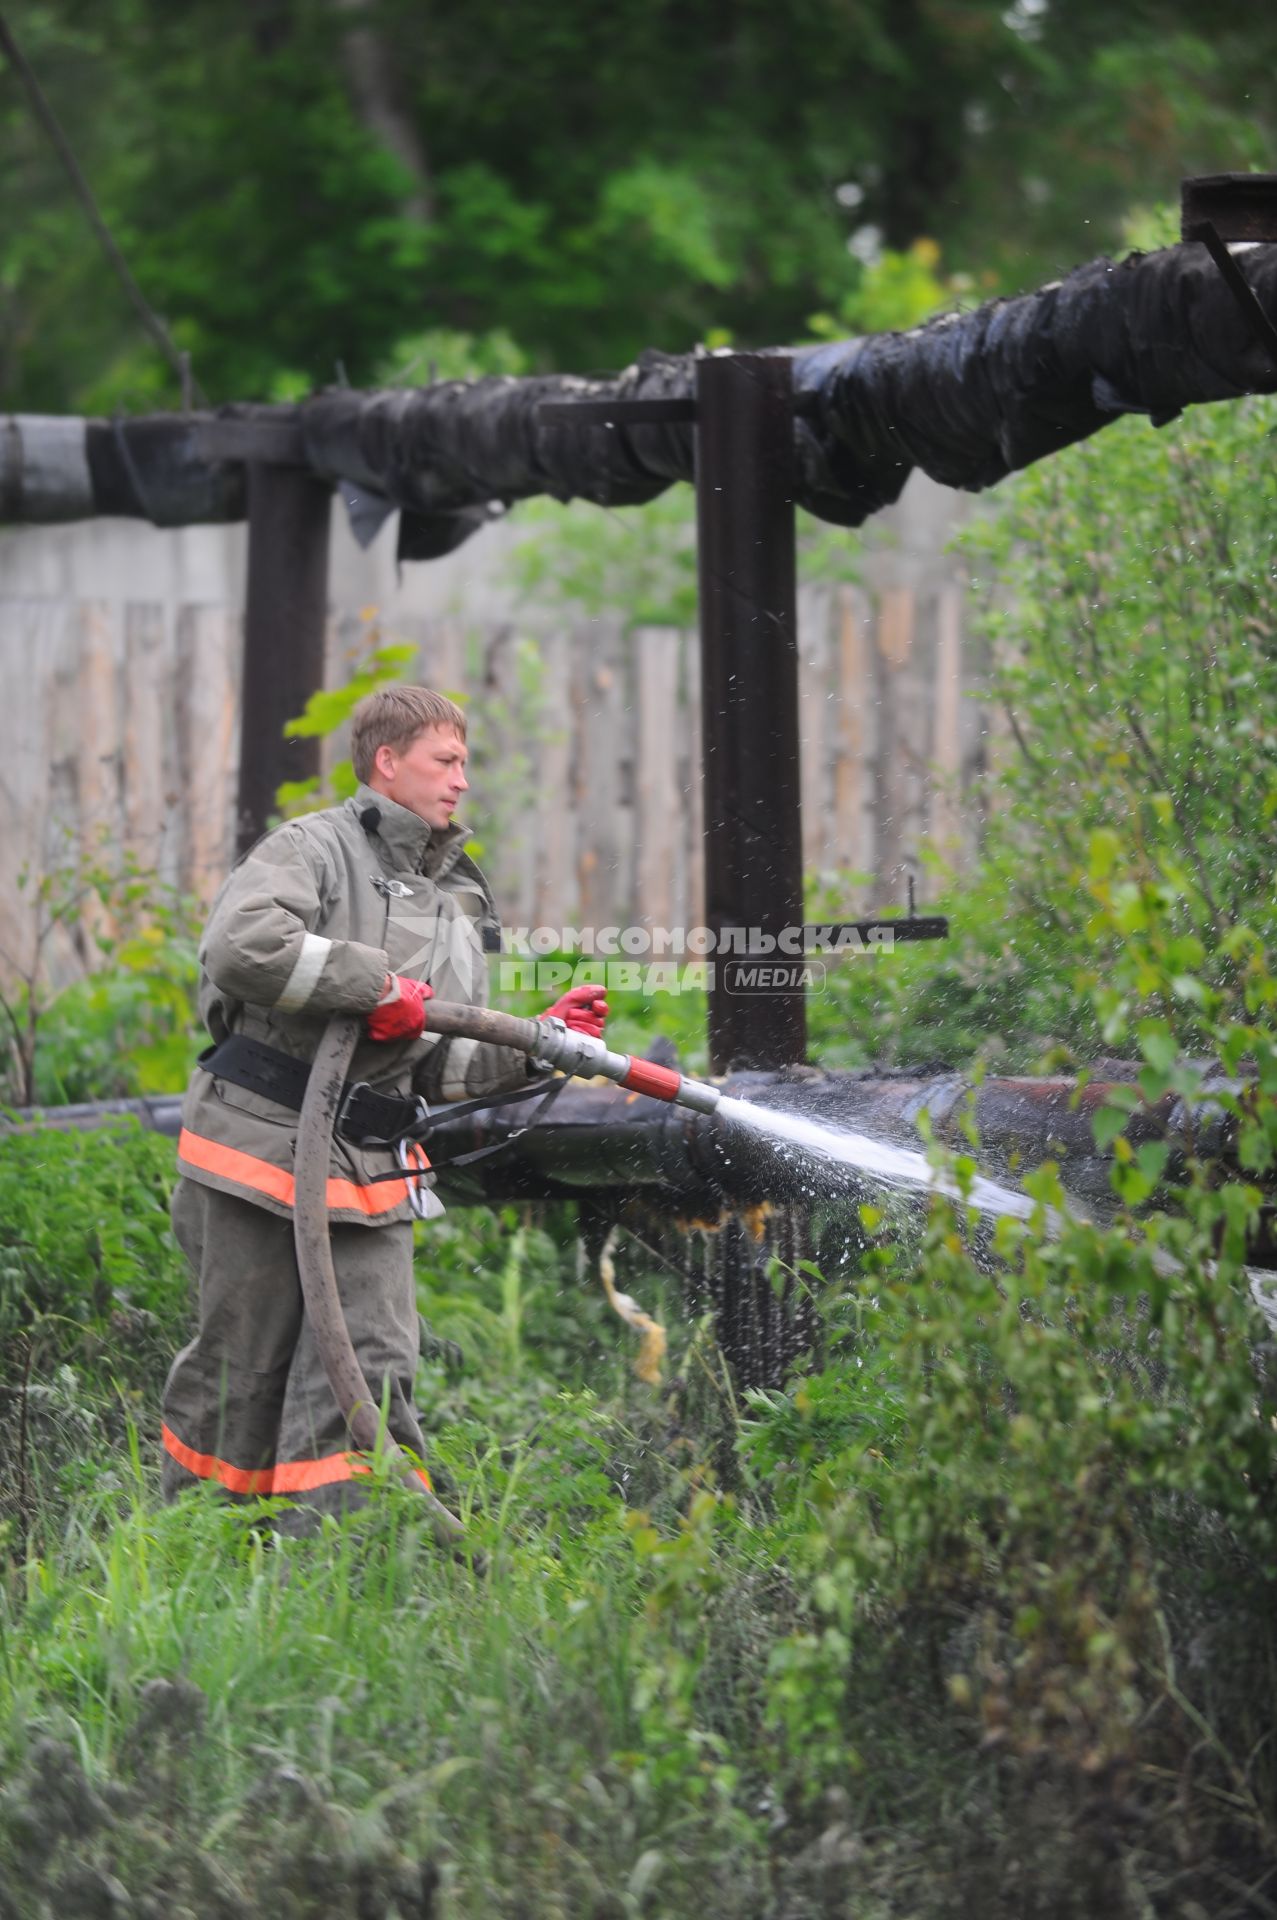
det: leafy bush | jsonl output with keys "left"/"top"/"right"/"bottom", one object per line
{"left": 0, "top": 1126, "right": 188, "bottom": 1543}
{"left": 6, "top": 388, "right": 1277, "bottom": 1919}
{"left": 277, "top": 626, "right": 421, "bottom": 816}
{"left": 0, "top": 1127, "right": 186, "bottom": 1382}
{"left": 794, "top": 395, "right": 1277, "bottom": 1077}
{"left": 967, "top": 396, "right": 1277, "bottom": 991}
{"left": 0, "top": 840, "right": 203, "bottom": 1107}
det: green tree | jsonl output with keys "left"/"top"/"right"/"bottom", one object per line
{"left": 1, "top": 0, "right": 1273, "bottom": 411}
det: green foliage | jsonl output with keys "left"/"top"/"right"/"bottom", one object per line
{"left": 967, "top": 396, "right": 1277, "bottom": 994}
{"left": 500, "top": 390, "right": 1277, "bottom": 1085}
{"left": 738, "top": 1364, "right": 905, "bottom": 1486}
{"left": 0, "top": 1138, "right": 767, "bottom": 1914}
{"left": 277, "top": 630, "right": 420, "bottom": 819}
{"left": 740, "top": 905, "right": 1277, "bottom": 1909}
{"left": 4, "top": 3, "right": 1272, "bottom": 409}
{"left": 0, "top": 1126, "right": 185, "bottom": 1381}
{"left": 31, "top": 915, "right": 202, "bottom": 1106}
{"left": 283, "top": 639, "right": 421, "bottom": 750}
{"left": 461, "top": 629, "right": 556, "bottom": 885}
{"left": 1121, "top": 201, "right": 1184, "bottom": 255}
{"left": 799, "top": 394, "right": 1277, "bottom": 1077}
{"left": 0, "top": 836, "right": 203, "bottom": 1107}
{"left": 7, "top": 318, "right": 1277, "bottom": 1912}
{"left": 5, "top": 1070, "right": 1277, "bottom": 1911}
{"left": 761, "top": 1154, "right": 1277, "bottom": 1892}
{"left": 509, "top": 489, "right": 700, "bottom": 634}
{"left": 808, "top": 236, "right": 963, "bottom": 338}
{"left": 741, "top": 799, "right": 1277, "bottom": 1900}
{"left": 0, "top": 1465, "right": 762, "bottom": 1917}
{"left": 1078, "top": 826, "right": 1277, "bottom": 1204}
{"left": 508, "top": 488, "right": 859, "bottom": 650}
{"left": 413, "top": 1202, "right": 609, "bottom": 1391}
{"left": 372, "top": 325, "right": 529, "bottom": 388}
{"left": 800, "top": 885, "right": 1071, "bottom": 1075}
{"left": 0, "top": 1127, "right": 187, "bottom": 1528}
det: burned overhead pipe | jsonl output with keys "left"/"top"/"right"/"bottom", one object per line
{"left": 11, "top": 1007, "right": 1269, "bottom": 1383}
{"left": 420, "top": 1060, "right": 1240, "bottom": 1212}
{"left": 4, "top": 239, "right": 1277, "bottom": 554}
{"left": 5, "top": 1052, "right": 1243, "bottom": 1212}
{"left": 284, "top": 1003, "right": 1277, "bottom": 1424}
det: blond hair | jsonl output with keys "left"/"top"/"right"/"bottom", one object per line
{"left": 350, "top": 684, "right": 467, "bottom": 783}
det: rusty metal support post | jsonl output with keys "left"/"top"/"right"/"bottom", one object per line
{"left": 695, "top": 352, "right": 806, "bottom": 1072}
{"left": 236, "top": 463, "right": 331, "bottom": 855}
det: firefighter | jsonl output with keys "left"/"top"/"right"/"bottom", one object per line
{"left": 160, "top": 684, "right": 605, "bottom": 1512}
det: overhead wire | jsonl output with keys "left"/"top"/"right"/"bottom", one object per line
{"left": 0, "top": 9, "right": 205, "bottom": 407}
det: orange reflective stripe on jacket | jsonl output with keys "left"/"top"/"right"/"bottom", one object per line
{"left": 177, "top": 1127, "right": 427, "bottom": 1217}
{"left": 162, "top": 1424, "right": 433, "bottom": 1495}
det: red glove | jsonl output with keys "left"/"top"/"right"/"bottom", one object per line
{"left": 366, "top": 974, "right": 433, "bottom": 1042}
{"left": 539, "top": 983, "right": 609, "bottom": 1039}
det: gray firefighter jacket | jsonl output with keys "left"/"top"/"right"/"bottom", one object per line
{"left": 176, "top": 783, "right": 528, "bottom": 1226}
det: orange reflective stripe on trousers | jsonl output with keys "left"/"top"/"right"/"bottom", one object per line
{"left": 161, "top": 1424, "right": 433, "bottom": 1494}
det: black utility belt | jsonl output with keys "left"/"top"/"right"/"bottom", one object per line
{"left": 200, "top": 1034, "right": 423, "bottom": 1146}
{"left": 200, "top": 1032, "right": 570, "bottom": 1172}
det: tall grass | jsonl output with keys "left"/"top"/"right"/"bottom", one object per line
{"left": 2, "top": 1380, "right": 773, "bottom": 1915}
{"left": 5, "top": 1125, "right": 1277, "bottom": 1915}
{"left": 6, "top": 392, "right": 1277, "bottom": 1916}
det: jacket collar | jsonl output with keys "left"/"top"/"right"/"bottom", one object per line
{"left": 351, "top": 783, "right": 466, "bottom": 877}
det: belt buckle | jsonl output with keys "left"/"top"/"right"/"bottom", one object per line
{"left": 336, "top": 1079, "right": 372, "bottom": 1142}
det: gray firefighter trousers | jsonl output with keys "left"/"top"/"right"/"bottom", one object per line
{"left": 160, "top": 1177, "right": 430, "bottom": 1513}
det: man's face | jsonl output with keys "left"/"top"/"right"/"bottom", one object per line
{"left": 372, "top": 726, "right": 470, "bottom": 830}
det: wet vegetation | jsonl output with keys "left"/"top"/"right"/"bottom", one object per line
{"left": 3, "top": 397, "right": 1277, "bottom": 1915}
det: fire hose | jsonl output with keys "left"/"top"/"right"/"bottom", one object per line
{"left": 293, "top": 1001, "right": 723, "bottom": 1542}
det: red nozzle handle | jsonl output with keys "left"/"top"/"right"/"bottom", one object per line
{"left": 620, "top": 1058, "right": 683, "bottom": 1103}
